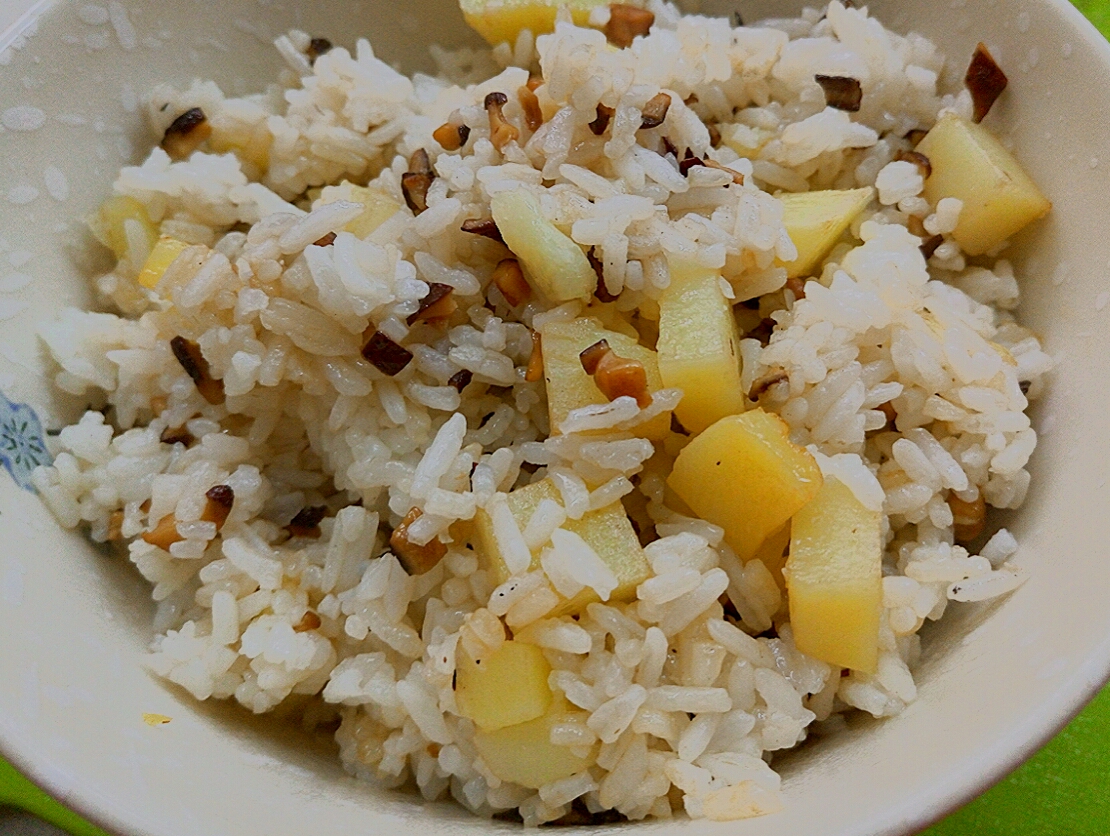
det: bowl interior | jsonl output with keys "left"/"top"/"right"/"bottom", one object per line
{"left": 1, "top": 1, "right": 1109, "bottom": 835}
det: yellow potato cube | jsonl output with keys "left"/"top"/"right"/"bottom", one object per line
{"left": 541, "top": 318, "right": 669, "bottom": 440}
{"left": 137, "top": 236, "right": 191, "bottom": 290}
{"left": 778, "top": 187, "right": 873, "bottom": 279}
{"left": 786, "top": 476, "right": 882, "bottom": 674}
{"left": 91, "top": 195, "right": 158, "bottom": 261}
{"left": 657, "top": 257, "right": 746, "bottom": 434}
{"left": 582, "top": 301, "right": 640, "bottom": 341}
{"left": 209, "top": 122, "right": 272, "bottom": 176}
{"left": 473, "top": 697, "right": 596, "bottom": 788}
{"left": 473, "top": 478, "right": 650, "bottom": 616}
{"left": 455, "top": 640, "right": 553, "bottom": 732}
{"left": 667, "top": 409, "right": 822, "bottom": 561}
{"left": 490, "top": 189, "right": 596, "bottom": 303}
{"left": 314, "top": 183, "right": 403, "bottom": 239}
{"left": 916, "top": 113, "right": 1051, "bottom": 256}
{"left": 460, "top": 0, "right": 609, "bottom": 45}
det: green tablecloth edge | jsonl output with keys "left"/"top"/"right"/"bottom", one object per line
{"left": 0, "top": 759, "right": 109, "bottom": 836}
{"left": 3, "top": 2, "right": 1110, "bottom": 835}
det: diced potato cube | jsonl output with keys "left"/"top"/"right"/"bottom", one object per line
{"left": 208, "top": 122, "right": 272, "bottom": 175}
{"left": 473, "top": 478, "right": 650, "bottom": 616}
{"left": 778, "top": 187, "right": 873, "bottom": 279}
{"left": 541, "top": 318, "right": 669, "bottom": 440}
{"left": 455, "top": 640, "right": 553, "bottom": 731}
{"left": 582, "top": 301, "right": 640, "bottom": 341}
{"left": 490, "top": 189, "right": 596, "bottom": 303}
{"left": 460, "top": 0, "right": 609, "bottom": 46}
{"left": 916, "top": 113, "right": 1051, "bottom": 256}
{"left": 473, "top": 697, "right": 596, "bottom": 789}
{"left": 657, "top": 258, "right": 746, "bottom": 434}
{"left": 667, "top": 409, "right": 822, "bottom": 561}
{"left": 91, "top": 195, "right": 158, "bottom": 261}
{"left": 137, "top": 236, "right": 190, "bottom": 289}
{"left": 786, "top": 476, "right": 882, "bottom": 673}
{"left": 314, "top": 182, "right": 403, "bottom": 239}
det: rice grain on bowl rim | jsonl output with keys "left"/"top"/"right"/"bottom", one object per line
{"left": 28, "top": 0, "right": 1053, "bottom": 825}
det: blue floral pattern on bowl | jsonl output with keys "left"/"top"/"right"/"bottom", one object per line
{"left": 0, "top": 391, "right": 50, "bottom": 492}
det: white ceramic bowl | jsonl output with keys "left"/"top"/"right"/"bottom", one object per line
{"left": 1, "top": 1, "right": 1108, "bottom": 834}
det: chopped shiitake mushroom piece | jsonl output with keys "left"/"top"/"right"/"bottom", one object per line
{"left": 577, "top": 339, "right": 611, "bottom": 375}
{"left": 814, "top": 75, "right": 862, "bottom": 112}
{"left": 702, "top": 158, "right": 745, "bottom": 185}
{"left": 462, "top": 217, "right": 505, "bottom": 244}
{"left": 401, "top": 149, "right": 436, "bottom": 215}
{"left": 915, "top": 113, "right": 1050, "bottom": 256}
{"left": 786, "top": 476, "right": 882, "bottom": 674}
{"left": 492, "top": 258, "right": 531, "bottom": 307}
{"left": 490, "top": 189, "right": 596, "bottom": 303}
{"left": 433, "top": 121, "right": 472, "bottom": 151}
{"left": 920, "top": 234, "right": 944, "bottom": 259}
{"left": 160, "top": 425, "right": 194, "bottom": 446}
{"left": 587, "top": 249, "right": 620, "bottom": 303}
{"left": 293, "top": 610, "right": 323, "bottom": 633}
{"left": 407, "top": 283, "right": 458, "bottom": 327}
{"left": 473, "top": 696, "right": 596, "bottom": 789}
{"left": 578, "top": 339, "right": 652, "bottom": 408}
{"left": 106, "top": 510, "right": 125, "bottom": 542}
{"left": 170, "top": 336, "right": 225, "bottom": 406}
{"left": 784, "top": 276, "right": 806, "bottom": 300}
{"left": 949, "top": 492, "right": 986, "bottom": 543}
{"left": 391, "top": 507, "right": 448, "bottom": 575}
{"left": 895, "top": 149, "right": 932, "bottom": 179}
{"left": 639, "top": 92, "right": 671, "bottom": 130}
{"left": 517, "top": 85, "right": 544, "bottom": 132}
{"left": 473, "top": 477, "right": 650, "bottom": 616}
{"left": 656, "top": 257, "right": 746, "bottom": 435}
{"left": 605, "top": 4, "right": 655, "bottom": 48}
{"left": 305, "top": 37, "right": 334, "bottom": 64}
{"left": 142, "top": 515, "right": 183, "bottom": 550}
{"left": 541, "top": 318, "right": 669, "bottom": 440}
{"left": 314, "top": 183, "right": 403, "bottom": 239}
{"left": 142, "top": 485, "right": 233, "bottom": 550}
{"left": 448, "top": 369, "right": 474, "bottom": 392}
{"left": 589, "top": 104, "right": 615, "bottom": 136}
{"left": 91, "top": 195, "right": 158, "bottom": 261}
{"left": 161, "top": 107, "right": 212, "bottom": 161}
{"left": 286, "top": 505, "right": 328, "bottom": 539}
{"left": 459, "top": 0, "right": 609, "bottom": 46}
{"left": 667, "top": 409, "right": 823, "bottom": 561}
{"left": 361, "top": 330, "right": 414, "bottom": 376}
{"left": 525, "top": 330, "right": 544, "bottom": 383}
{"left": 201, "top": 485, "right": 235, "bottom": 529}
{"left": 965, "top": 42, "right": 1008, "bottom": 124}
{"left": 137, "top": 236, "right": 190, "bottom": 290}
{"left": 777, "top": 187, "right": 874, "bottom": 279}
{"left": 484, "top": 92, "right": 520, "bottom": 151}
{"left": 455, "top": 639, "right": 553, "bottom": 731}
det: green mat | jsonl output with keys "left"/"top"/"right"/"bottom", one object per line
{"left": 0, "top": 759, "right": 109, "bottom": 836}
{"left": 4, "top": 3, "right": 1110, "bottom": 835}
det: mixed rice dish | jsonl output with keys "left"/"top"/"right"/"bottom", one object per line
{"left": 32, "top": 0, "right": 1052, "bottom": 824}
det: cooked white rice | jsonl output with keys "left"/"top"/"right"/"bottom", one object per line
{"left": 33, "top": 0, "right": 1051, "bottom": 825}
